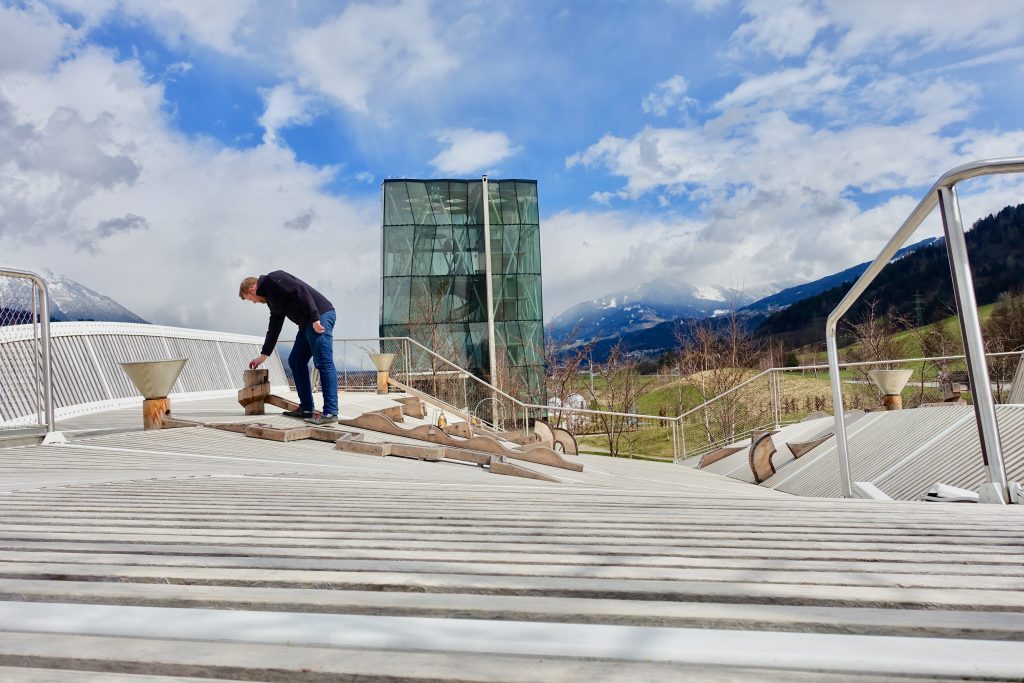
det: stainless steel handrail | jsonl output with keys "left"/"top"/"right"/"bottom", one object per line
{"left": 826, "top": 157, "right": 1024, "bottom": 503}
{"left": 0, "top": 268, "right": 55, "bottom": 433}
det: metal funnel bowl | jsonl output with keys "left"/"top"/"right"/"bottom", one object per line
{"left": 868, "top": 369, "right": 913, "bottom": 395}
{"left": 119, "top": 359, "right": 187, "bottom": 399}
{"left": 368, "top": 353, "right": 397, "bottom": 372}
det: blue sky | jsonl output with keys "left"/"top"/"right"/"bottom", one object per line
{"left": 1, "top": 0, "right": 1024, "bottom": 339}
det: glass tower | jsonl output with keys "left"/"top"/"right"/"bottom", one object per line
{"left": 380, "top": 179, "right": 544, "bottom": 403}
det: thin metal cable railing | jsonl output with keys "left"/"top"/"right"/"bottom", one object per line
{"left": 330, "top": 336, "right": 680, "bottom": 455}
{"left": 677, "top": 351, "right": 1024, "bottom": 465}
{"left": 329, "top": 337, "right": 529, "bottom": 434}
{"left": 826, "top": 157, "right": 1024, "bottom": 502}
{"left": 0, "top": 268, "right": 54, "bottom": 433}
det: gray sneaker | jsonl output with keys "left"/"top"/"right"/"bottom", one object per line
{"left": 282, "top": 408, "right": 313, "bottom": 419}
{"left": 304, "top": 413, "right": 338, "bottom": 425}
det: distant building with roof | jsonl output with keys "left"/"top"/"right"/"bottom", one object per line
{"left": 379, "top": 178, "right": 544, "bottom": 403}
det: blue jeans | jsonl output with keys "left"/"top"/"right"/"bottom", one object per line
{"left": 289, "top": 309, "right": 338, "bottom": 415}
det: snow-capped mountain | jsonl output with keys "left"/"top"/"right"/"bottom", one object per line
{"left": 549, "top": 277, "right": 800, "bottom": 342}
{"left": 0, "top": 268, "right": 148, "bottom": 325}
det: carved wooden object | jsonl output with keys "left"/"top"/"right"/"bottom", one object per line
{"left": 238, "top": 369, "right": 270, "bottom": 415}
{"left": 142, "top": 398, "right": 171, "bottom": 430}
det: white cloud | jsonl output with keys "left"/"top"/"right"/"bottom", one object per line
{"left": 288, "top": 0, "right": 457, "bottom": 114}
{"left": 430, "top": 129, "right": 520, "bottom": 175}
{"left": 50, "top": 0, "right": 256, "bottom": 54}
{"left": 0, "top": 11, "right": 381, "bottom": 338}
{"left": 730, "top": 0, "right": 829, "bottom": 59}
{"left": 642, "top": 75, "right": 697, "bottom": 117}
{"left": 0, "top": 3, "right": 77, "bottom": 71}
{"left": 567, "top": 14, "right": 1024, "bottom": 297}
{"left": 258, "top": 83, "right": 319, "bottom": 144}
{"left": 541, "top": 210, "right": 702, "bottom": 318}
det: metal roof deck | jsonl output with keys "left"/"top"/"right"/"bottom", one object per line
{"left": 0, "top": 396, "right": 1022, "bottom": 681}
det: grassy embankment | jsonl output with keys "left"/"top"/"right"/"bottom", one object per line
{"left": 574, "top": 307, "right": 1006, "bottom": 459}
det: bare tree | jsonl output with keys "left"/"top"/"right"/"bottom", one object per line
{"left": 583, "top": 342, "right": 652, "bottom": 456}
{"left": 983, "top": 291, "right": 1024, "bottom": 399}
{"left": 543, "top": 323, "right": 593, "bottom": 430}
{"left": 843, "top": 301, "right": 910, "bottom": 409}
{"left": 910, "top": 305, "right": 962, "bottom": 405}
{"left": 675, "top": 314, "right": 763, "bottom": 446}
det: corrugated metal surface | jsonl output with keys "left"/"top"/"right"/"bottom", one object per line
{"left": 876, "top": 405, "right": 1024, "bottom": 500}
{"left": 765, "top": 409, "right": 969, "bottom": 498}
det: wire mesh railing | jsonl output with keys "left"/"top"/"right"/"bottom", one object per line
{"left": 0, "top": 268, "right": 54, "bottom": 433}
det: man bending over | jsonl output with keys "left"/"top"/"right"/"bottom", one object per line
{"left": 240, "top": 271, "right": 338, "bottom": 425}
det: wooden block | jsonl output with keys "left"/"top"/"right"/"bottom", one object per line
{"left": 336, "top": 440, "right": 391, "bottom": 456}
{"left": 161, "top": 417, "right": 201, "bottom": 429}
{"left": 237, "top": 384, "right": 270, "bottom": 415}
{"left": 243, "top": 424, "right": 311, "bottom": 442}
{"left": 389, "top": 443, "right": 444, "bottom": 461}
{"left": 748, "top": 432, "right": 777, "bottom": 483}
{"left": 266, "top": 394, "right": 300, "bottom": 412}
{"left": 698, "top": 445, "right": 745, "bottom": 468}
{"left": 533, "top": 419, "right": 555, "bottom": 448}
{"left": 307, "top": 427, "right": 340, "bottom": 442}
{"left": 394, "top": 396, "right": 425, "bottom": 418}
{"left": 206, "top": 422, "right": 249, "bottom": 434}
{"left": 372, "top": 406, "right": 405, "bottom": 422}
{"left": 443, "top": 421, "right": 473, "bottom": 438}
{"left": 440, "top": 447, "right": 490, "bottom": 466}
{"left": 490, "top": 459, "right": 560, "bottom": 483}
{"left": 787, "top": 434, "right": 833, "bottom": 458}
{"left": 552, "top": 427, "right": 578, "bottom": 455}
{"left": 243, "top": 368, "right": 269, "bottom": 385}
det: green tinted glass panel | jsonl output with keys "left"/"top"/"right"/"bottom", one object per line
{"left": 498, "top": 182, "right": 520, "bottom": 224}
{"left": 516, "top": 182, "right": 539, "bottom": 224}
{"left": 384, "top": 184, "right": 414, "bottom": 226}
{"left": 381, "top": 278, "right": 409, "bottom": 325}
{"left": 383, "top": 224, "right": 414, "bottom": 277}
{"left": 467, "top": 182, "right": 484, "bottom": 225}
{"left": 405, "top": 182, "right": 435, "bottom": 225}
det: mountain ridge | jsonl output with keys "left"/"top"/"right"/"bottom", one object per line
{"left": 0, "top": 268, "right": 148, "bottom": 325}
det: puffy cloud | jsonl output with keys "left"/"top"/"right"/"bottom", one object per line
{"left": 0, "top": 9, "right": 381, "bottom": 338}
{"left": 258, "top": 84, "right": 319, "bottom": 144}
{"left": 730, "top": 0, "right": 829, "bottom": 59}
{"left": 430, "top": 129, "right": 521, "bottom": 175}
{"left": 288, "top": 0, "right": 457, "bottom": 114}
{"left": 0, "top": 2, "right": 77, "bottom": 71}
{"left": 566, "top": 0, "right": 1024, "bottom": 296}
{"left": 541, "top": 210, "right": 703, "bottom": 317}
{"left": 50, "top": 0, "right": 256, "bottom": 54}
{"left": 642, "top": 75, "right": 697, "bottom": 117}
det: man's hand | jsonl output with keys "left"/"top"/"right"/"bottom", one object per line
{"left": 248, "top": 354, "right": 269, "bottom": 369}
{"left": 312, "top": 320, "right": 324, "bottom": 334}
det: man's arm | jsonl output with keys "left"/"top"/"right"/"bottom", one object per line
{"left": 261, "top": 312, "right": 285, "bottom": 355}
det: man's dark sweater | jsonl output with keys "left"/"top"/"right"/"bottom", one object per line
{"left": 256, "top": 271, "right": 334, "bottom": 356}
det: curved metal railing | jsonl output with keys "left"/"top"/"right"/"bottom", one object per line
{"left": 826, "top": 157, "right": 1024, "bottom": 503}
{"left": 0, "top": 320, "right": 288, "bottom": 426}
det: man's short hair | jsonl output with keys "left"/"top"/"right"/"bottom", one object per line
{"left": 238, "top": 276, "right": 259, "bottom": 299}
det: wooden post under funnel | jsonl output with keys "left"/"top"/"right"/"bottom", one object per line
{"left": 119, "top": 359, "right": 187, "bottom": 430}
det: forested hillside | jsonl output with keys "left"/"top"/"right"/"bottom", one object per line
{"left": 756, "top": 203, "right": 1024, "bottom": 346}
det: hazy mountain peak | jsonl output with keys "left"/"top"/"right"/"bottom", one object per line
{"left": 550, "top": 276, "right": 800, "bottom": 342}
{"left": 0, "top": 266, "right": 148, "bottom": 324}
